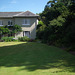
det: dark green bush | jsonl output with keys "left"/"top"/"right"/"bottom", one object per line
{"left": 1, "top": 37, "right": 14, "bottom": 42}
{"left": 18, "top": 36, "right": 30, "bottom": 42}
{"left": 36, "top": 21, "right": 46, "bottom": 39}
{"left": 13, "top": 24, "right": 22, "bottom": 33}
{"left": 0, "top": 26, "right": 9, "bottom": 34}
{"left": 29, "top": 39, "right": 36, "bottom": 42}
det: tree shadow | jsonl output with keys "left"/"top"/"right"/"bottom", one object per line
{"left": 0, "top": 42, "right": 75, "bottom": 73}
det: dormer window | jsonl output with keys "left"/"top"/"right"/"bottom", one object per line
{"left": 0, "top": 20, "right": 3, "bottom": 26}
{"left": 22, "top": 19, "right": 30, "bottom": 25}
{"left": 8, "top": 20, "right": 12, "bottom": 26}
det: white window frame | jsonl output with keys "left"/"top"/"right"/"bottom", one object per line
{"left": 0, "top": 20, "right": 3, "bottom": 26}
{"left": 8, "top": 20, "right": 13, "bottom": 26}
{"left": 22, "top": 19, "right": 30, "bottom": 25}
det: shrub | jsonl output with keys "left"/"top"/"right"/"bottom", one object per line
{"left": 18, "top": 36, "right": 30, "bottom": 42}
{"left": 0, "top": 40, "right": 4, "bottom": 42}
{"left": 36, "top": 24, "right": 46, "bottom": 39}
{"left": 1, "top": 37, "right": 14, "bottom": 42}
{"left": 29, "top": 39, "right": 35, "bottom": 42}
{"left": 0, "top": 27, "right": 9, "bottom": 34}
{"left": 13, "top": 25, "right": 22, "bottom": 33}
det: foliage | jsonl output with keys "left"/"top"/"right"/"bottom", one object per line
{"left": 40, "top": 2, "right": 68, "bottom": 25}
{"left": 0, "top": 25, "right": 22, "bottom": 39}
{"left": 12, "top": 24, "right": 22, "bottom": 33}
{"left": 37, "top": 21, "right": 45, "bottom": 29}
{"left": 0, "top": 26, "right": 9, "bottom": 34}
{"left": 37, "top": 1, "right": 75, "bottom": 51}
{"left": 18, "top": 36, "right": 30, "bottom": 42}
{"left": 47, "top": 0, "right": 56, "bottom": 7}
{"left": 36, "top": 21, "right": 46, "bottom": 39}
{"left": 0, "top": 25, "right": 22, "bottom": 35}
{"left": 49, "top": 16, "right": 66, "bottom": 26}
{"left": 57, "top": 0, "right": 75, "bottom": 6}
{"left": 1, "top": 37, "right": 14, "bottom": 42}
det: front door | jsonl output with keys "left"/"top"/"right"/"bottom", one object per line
{"left": 23, "top": 31, "right": 30, "bottom": 38}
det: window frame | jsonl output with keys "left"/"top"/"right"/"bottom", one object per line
{"left": 0, "top": 20, "right": 3, "bottom": 26}
{"left": 22, "top": 19, "right": 30, "bottom": 25}
{"left": 23, "top": 31, "right": 30, "bottom": 38}
{"left": 8, "top": 20, "right": 13, "bottom": 26}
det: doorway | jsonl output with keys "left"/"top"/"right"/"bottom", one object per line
{"left": 23, "top": 31, "right": 30, "bottom": 38}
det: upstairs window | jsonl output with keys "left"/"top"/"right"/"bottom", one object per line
{"left": 0, "top": 20, "right": 3, "bottom": 25}
{"left": 8, "top": 20, "right": 12, "bottom": 26}
{"left": 22, "top": 19, "right": 30, "bottom": 25}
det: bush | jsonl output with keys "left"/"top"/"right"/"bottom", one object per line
{"left": 36, "top": 24, "right": 46, "bottom": 39}
{"left": 18, "top": 36, "right": 30, "bottom": 42}
{"left": 0, "top": 40, "right": 4, "bottom": 42}
{"left": 1, "top": 37, "right": 14, "bottom": 42}
{"left": 0, "top": 27, "right": 9, "bottom": 34}
{"left": 13, "top": 25, "right": 22, "bottom": 33}
{"left": 29, "top": 39, "right": 35, "bottom": 42}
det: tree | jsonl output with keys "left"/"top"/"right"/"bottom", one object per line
{"left": 40, "top": 2, "right": 67, "bottom": 25}
{"left": 47, "top": 0, "right": 57, "bottom": 7}
{"left": 37, "top": 0, "right": 75, "bottom": 51}
{"left": 57, "top": 0, "right": 75, "bottom": 6}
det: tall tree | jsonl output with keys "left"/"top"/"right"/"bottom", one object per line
{"left": 47, "top": 0, "right": 57, "bottom": 7}
{"left": 57, "top": 0, "right": 75, "bottom": 6}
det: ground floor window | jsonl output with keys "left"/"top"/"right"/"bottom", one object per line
{"left": 23, "top": 31, "right": 30, "bottom": 38}
{"left": 8, "top": 20, "right": 12, "bottom": 26}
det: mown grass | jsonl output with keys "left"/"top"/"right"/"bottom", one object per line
{"left": 0, "top": 42, "right": 75, "bottom": 75}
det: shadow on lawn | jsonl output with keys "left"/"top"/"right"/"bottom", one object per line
{"left": 0, "top": 42, "right": 75, "bottom": 72}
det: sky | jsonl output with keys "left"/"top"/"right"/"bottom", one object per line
{"left": 0, "top": 0, "right": 49, "bottom": 14}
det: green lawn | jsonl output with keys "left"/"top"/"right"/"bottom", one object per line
{"left": 0, "top": 42, "right": 75, "bottom": 75}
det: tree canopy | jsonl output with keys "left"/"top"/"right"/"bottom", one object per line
{"left": 37, "top": 0, "right": 75, "bottom": 51}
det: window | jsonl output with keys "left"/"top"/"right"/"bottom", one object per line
{"left": 0, "top": 20, "right": 3, "bottom": 26}
{"left": 22, "top": 19, "right": 30, "bottom": 25}
{"left": 8, "top": 20, "right": 12, "bottom": 26}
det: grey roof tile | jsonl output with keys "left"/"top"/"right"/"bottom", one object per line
{"left": 0, "top": 11, "right": 39, "bottom": 18}
{"left": 0, "top": 12, "right": 21, "bottom": 17}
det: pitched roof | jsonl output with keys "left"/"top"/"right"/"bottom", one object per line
{"left": 0, "top": 12, "right": 21, "bottom": 17}
{"left": 0, "top": 11, "right": 39, "bottom": 18}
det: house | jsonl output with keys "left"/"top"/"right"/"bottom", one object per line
{"left": 0, "top": 11, "right": 39, "bottom": 39}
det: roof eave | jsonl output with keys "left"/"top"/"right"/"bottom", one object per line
{"left": 0, "top": 15, "right": 39, "bottom": 18}
{"left": 13, "top": 15, "right": 39, "bottom": 18}
{"left": 0, "top": 17, "right": 13, "bottom": 18}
